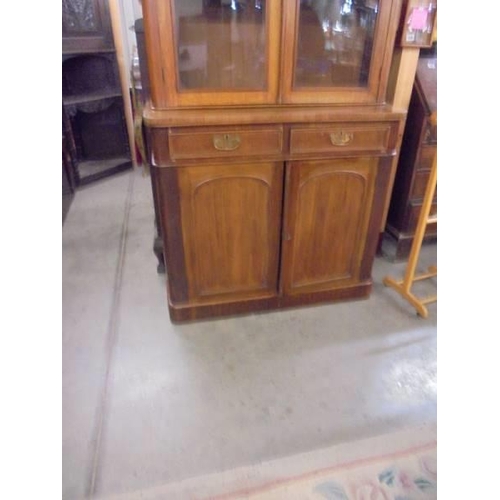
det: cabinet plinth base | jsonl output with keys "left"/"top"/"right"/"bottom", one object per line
{"left": 167, "top": 282, "right": 372, "bottom": 323}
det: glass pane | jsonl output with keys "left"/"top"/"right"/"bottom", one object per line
{"left": 294, "top": 0, "right": 379, "bottom": 88}
{"left": 173, "top": 0, "right": 268, "bottom": 91}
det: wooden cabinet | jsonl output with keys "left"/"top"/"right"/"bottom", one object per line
{"left": 383, "top": 53, "right": 437, "bottom": 259}
{"left": 141, "top": 0, "right": 407, "bottom": 321}
{"left": 149, "top": 115, "right": 399, "bottom": 321}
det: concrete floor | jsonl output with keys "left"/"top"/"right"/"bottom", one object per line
{"left": 62, "top": 168, "right": 437, "bottom": 500}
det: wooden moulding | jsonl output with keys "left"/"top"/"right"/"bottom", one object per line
{"left": 168, "top": 283, "right": 372, "bottom": 323}
{"left": 143, "top": 104, "right": 405, "bottom": 128}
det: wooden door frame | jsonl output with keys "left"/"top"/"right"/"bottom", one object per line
{"left": 280, "top": 0, "right": 402, "bottom": 105}
{"left": 142, "top": 0, "right": 282, "bottom": 108}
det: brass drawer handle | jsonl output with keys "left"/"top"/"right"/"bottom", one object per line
{"left": 330, "top": 131, "right": 353, "bottom": 146}
{"left": 213, "top": 134, "right": 241, "bottom": 151}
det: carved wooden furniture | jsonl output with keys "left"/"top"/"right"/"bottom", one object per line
{"left": 62, "top": 0, "right": 132, "bottom": 186}
{"left": 384, "top": 52, "right": 436, "bottom": 259}
{"left": 141, "top": 0, "right": 407, "bottom": 322}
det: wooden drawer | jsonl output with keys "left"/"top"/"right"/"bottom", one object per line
{"left": 168, "top": 126, "right": 283, "bottom": 160}
{"left": 290, "top": 123, "right": 392, "bottom": 155}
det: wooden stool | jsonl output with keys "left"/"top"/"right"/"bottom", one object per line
{"left": 383, "top": 113, "right": 437, "bottom": 318}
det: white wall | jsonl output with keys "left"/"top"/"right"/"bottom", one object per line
{"left": 123, "top": 0, "right": 143, "bottom": 54}
{"left": 116, "top": 0, "right": 144, "bottom": 80}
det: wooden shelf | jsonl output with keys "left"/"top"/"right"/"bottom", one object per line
{"left": 77, "top": 157, "right": 132, "bottom": 186}
{"left": 63, "top": 89, "right": 122, "bottom": 106}
{"left": 62, "top": 48, "right": 116, "bottom": 56}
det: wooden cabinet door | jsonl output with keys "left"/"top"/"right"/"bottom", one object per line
{"left": 176, "top": 162, "right": 283, "bottom": 303}
{"left": 281, "top": 0, "right": 400, "bottom": 104}
{"left": 143, "top": 0, "right": 282, "bottom": 108}
{"left": 281, "top": 158, "right": 384, "bottom": 295}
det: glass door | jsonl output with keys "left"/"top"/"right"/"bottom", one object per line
{"left": 281, "top": 0, "right": 399, "bottom": 104}
{"left": 144, "top": 0, "right": 281, "bottom": 108}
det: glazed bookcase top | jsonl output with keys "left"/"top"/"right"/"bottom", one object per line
{"left": 142, "top": 0, "right": 402, "bottom": 109}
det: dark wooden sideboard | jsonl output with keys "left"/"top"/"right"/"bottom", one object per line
{"left": 62, "top": 0, "right": 132, "bottom": 186}
{"left": 383, "top": 53, "right": 437, "bottom": 259}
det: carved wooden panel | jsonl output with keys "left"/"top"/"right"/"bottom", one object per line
{"left": 62, "top": 0, "right": 99, "bottom": 33}
{"left": 177, "top": 162, "right": 283, "bottom": 301}
{"left": 282, "top": 158, "right": 377, "bottom": 294}
{"left": 62, "top": 0, "right": 113, "bottom": 53}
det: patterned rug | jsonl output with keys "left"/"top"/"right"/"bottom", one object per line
{"left": 98, "top": 425, "right": 437, "bottom": 500}
{"left": 215, "top": 441, "right": 437, "bottom": 500}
